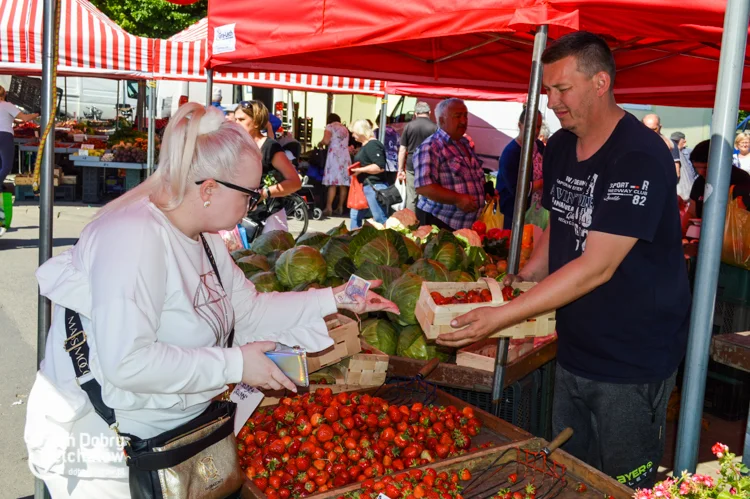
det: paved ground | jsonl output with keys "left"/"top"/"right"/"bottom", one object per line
{"left": 0, "top": 201, "right": 347, "bottom": 498}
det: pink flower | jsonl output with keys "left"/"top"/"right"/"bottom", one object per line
{"left": 679, "top": 482, "right": 691, "bottom": 495}
{"left": 692, "top": 474, "right": 714, "bottom": 488}
{"left": 711, "top": 442, "right": 729, "bottom": 458}
{"left": 653, "top": 483, "right": 672, "bottom": 499}
{"left": 730, "top": 488, "right": 737, "bottom": 495}
{"left": 635, "top": 489, "right": 655, "bottom": 499}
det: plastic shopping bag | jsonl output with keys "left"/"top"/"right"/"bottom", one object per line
{"left": 479, "top": 196, "right": 504, "bottom": 230}
{"left": 721, "top": 187, "right": 750, "bottom": 270}
{"left": 524, "top": 201, "right": 549, "bottom": 231}
{"left": 392, "top": 179, "right": 407, "bottom": 212}
{"left": 347, "top": 174, "right": 369, "bottom": 210}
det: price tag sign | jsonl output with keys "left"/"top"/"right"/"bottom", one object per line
{"left": 78, "top": 149, "right": 89, "bottom": 156}
{"left": 230, "top": 383, "right": 264, "bottom": 436}
{"left": 73, "top": 134, "right": 86, "bottom": 142}
{"left": 81, "top": 144, "right": 95, "bottom": 150}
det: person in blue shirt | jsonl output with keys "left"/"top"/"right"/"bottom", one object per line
{"left": 210, "top": 88, "right": 224, "bottom": 112}
{"left": 495, "top": 108, "right": 544, "bottom": 229}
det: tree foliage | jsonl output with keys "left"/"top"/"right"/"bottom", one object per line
{"left": 90, "top": 0, "right": 207, "bottom": 39}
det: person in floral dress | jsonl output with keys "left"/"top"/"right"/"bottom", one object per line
{"left": 319, "top": 114, "right": 351, "bottom": 217}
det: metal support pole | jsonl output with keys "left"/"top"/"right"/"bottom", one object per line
{"left": 206, "top": 69, "right": 214, "bottom": 106}
{"left": 327, "top": 92, "right": 334, "bottom": 117}
{"left": 115, "top": 79, "right": 119, "bottom": 131}
{"left": 507, "top": 24, "right": 548, "bottom": 274}
{"left": 491, "top": 25, "right": 547, "bottom": 420}
{"left": 491, "top": 337, "right": 510, "bottom": 417}
{"left": 674, "top": 0, "right": 750, "bottom": 474}
{"left": 379, "top": 93, "right": 388, "bottom": 145}
{"left": 36, "top": 0, "right": 56, "bottom": 498}
{"left": 147, "top": 80, "right": 157, "bottom": 176}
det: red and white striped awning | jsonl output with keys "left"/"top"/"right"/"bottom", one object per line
{"left": 0, "top": 0, "right": 151, "bottom": 78}
{"left": 153, "top": 18, "right": 385, "bottom": 95}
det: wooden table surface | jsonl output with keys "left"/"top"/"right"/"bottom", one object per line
{"left": 711, "top": 331, "right": 750, "bottom": 373}
{"left": 388, "top": 338, "right": 558, "bottom": 392}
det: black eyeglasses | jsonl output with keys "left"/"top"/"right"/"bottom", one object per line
{"left": 195, "top": 179, "right": 263, "bottom": 210}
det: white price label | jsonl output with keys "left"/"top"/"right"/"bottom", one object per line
{"left": 73, "top": 134, "right": 86, "bottom": 142}
{"left": 230, "top": 383, "right": 264, "bottom": 436}
{"left": 78, "top": 149, "right": 89, "bottom": 156}
{"left": 81, "top": 144, "right": 95, "bottom": 150}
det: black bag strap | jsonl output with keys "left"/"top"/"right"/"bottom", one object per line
{"left": 126, "top": 406, "right": 236, "bottom": 470}
{"left": 64, "top": 307, "right": 117, "bottom": 428}
{"left": 199, "top": 233, "right": 235, "bottom": 348}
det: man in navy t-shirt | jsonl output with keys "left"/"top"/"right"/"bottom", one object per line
{"left": 438, "top": 32, "right": 690, "bottom": 489}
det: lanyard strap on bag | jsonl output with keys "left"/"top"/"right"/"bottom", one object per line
{"left": 63, "top": 307, "right": 118, "bottom": 428}
{"left": 199, "top": 233, "right": 235, "bottom": 348}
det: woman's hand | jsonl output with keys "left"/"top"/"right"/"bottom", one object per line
{"left": 239, "top": 341, "right": 297, "bottom": 392}
{"left": 332, "top": 280, "right": 400, "bottom": 315}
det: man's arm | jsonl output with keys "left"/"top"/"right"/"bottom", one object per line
{"left": 437, "top": 230, "right": 637, "bottom": 347}
{"left": 398, "top": 145, "right": 408, "bottom": 173}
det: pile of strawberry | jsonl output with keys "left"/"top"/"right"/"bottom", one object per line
{"left": 237, "top": 388, "right": 487, "bottom": 498}
{"left": 430, "top": 289, "right": 493, "bottom": 305}
{"left": 338, "top": 467, "right": 472, "bottom": 499}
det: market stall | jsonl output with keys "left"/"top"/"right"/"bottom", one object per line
{"left": 0, "top": 0, "right": 153, "bottom": 202}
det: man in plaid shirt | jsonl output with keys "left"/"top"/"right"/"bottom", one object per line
{"left": 413, "top": 98, "right": 485, "bottom": 230}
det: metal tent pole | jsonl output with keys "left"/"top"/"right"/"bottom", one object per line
{"left": 379, "top": 93, "right": 388, "bottom": 145}
{"left": 491, "top": 24, "right": 548, "bottom": 418}
{"left": 206, "top": 69, "right": 214, "bottom": 106}
{"left": 327, "top": 92, "right": 334, "bottom": 117}
{"left": 674, "top": 0, "right": 750, "bottom": 474}
{"left": 115, "top": 79, "right": 119, "bottom": 131}
{"left": 147, "top": 80, "right": 156, "bottom": 176}
{"left": 36, "top": 0, "right": 56, "bottom": 498}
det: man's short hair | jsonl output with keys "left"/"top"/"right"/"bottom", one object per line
{"left": 541, "top": 31, "right": 616, "bottom": 87}
{"left": 690, "top": 140, "right": 710, "bottom": 164}
{"left": 414, "top": 101, "right": 431, "bottom": 115}
{"left": 671, "top": 131, "right": 686, "bottom": 141}
{"left": 435, "top": 98, "right": 465, "bottom": 122}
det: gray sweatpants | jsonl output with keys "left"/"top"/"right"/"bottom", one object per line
{"left": 552, "top": 364, "right": 676, "bottom": 489}
{"left": 405, "top": 170, "right": 418, "bottom": 213}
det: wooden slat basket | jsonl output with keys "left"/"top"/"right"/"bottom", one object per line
{"left": 415, "top": 278, "right": 556, "bottom": 340}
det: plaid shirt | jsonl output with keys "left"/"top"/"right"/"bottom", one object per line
{"left": 413, "top": 128, "right": 485, "bottom": 229}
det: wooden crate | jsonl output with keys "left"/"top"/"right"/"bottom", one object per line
{"left": 242, "top": 389, "right": 631, "bottom": 499}
{"left": 269, "top": 439, "right": 634, "bottom": 499}
{"left": 456, "top": 337, "right": 536, "bottom": 372}
{"left": 338, "top": 340, "right": 389, "bottom": 385}
{"left": 415, "top": 279, "right": 556, "bottom": 340}
{"left": 307, "top": 314, "right": 362, "bottom": 373}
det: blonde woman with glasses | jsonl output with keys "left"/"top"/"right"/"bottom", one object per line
{"left": 25, "top": 103, "right": 397, "bottom": 497}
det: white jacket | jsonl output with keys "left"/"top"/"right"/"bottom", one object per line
{"left": 25, "top": 198, "right": 336, "bottom": 479}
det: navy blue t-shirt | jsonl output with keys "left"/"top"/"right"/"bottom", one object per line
{"left": 542, "top": 112, "right": 691, "bottom": 384}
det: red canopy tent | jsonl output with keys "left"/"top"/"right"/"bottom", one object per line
{"left": 153, "top": 18, "right": 384, "bottom": 95}
{"left": 0, "top": 0, "right": 151, "bottom": 77}
{"left": 201, "top": 0, "right": 750, "bottom": 108}
{"left": 153, "top": 18, "right": 536, "bottom": 102}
